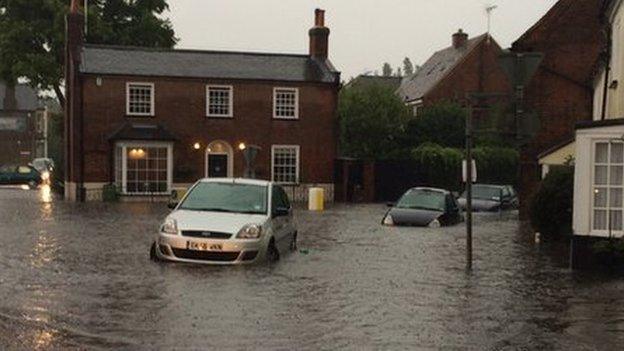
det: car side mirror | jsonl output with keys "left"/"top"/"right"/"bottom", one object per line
{"left": 273, "top": 207, "right": 290, "bottom": 217}
{"left": 386, "top": 202, "right": 395, "bottom": 208}
{"left": 167, "top": 202, "right": 178, "bottom": 210}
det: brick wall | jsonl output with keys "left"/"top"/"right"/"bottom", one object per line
{"left": 80, "top": 75, "right": 338, "bottom": 185}
{"left": 512, "top": 0, "right": 604, "bottom": 217}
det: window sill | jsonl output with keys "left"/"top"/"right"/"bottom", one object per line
{"left": 126, "top": 114, "right": 155, "bottom": 118}
{"left": 272, "top": 117, "right": 299, "bottom": 121}
{"left": 206, "top": 115, "right": 234, "bottom": 119}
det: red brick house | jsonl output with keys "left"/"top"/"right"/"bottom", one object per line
{"left": 398, "top": 30, "right": 511, "bottom": 116}
{"left": 511, "top": 0, "right": 605, "bottom": 216}
{"left": 64, "top": 4, "right": 340, "bottom": 201}
{"left": 0, "top": 82, "right": 42, "bottom": 166}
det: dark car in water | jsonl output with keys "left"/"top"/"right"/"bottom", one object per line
{"left": 382, "top": 187, "right": 463, "bottom": 227}
{"left": 457, "top": 184, "right": 518, "bottom": 212}
{"left": 0, "top": 165, "right": 43, "bottom": 188}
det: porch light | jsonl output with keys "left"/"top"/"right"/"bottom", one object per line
{"left": 129, "top": 148, "right": 146, "bottom": 159}
{"left": 193, "top": 142, "right": 201, "bottom": 150}
{"left": 238, "top": 142, "right": 246, "bottom": 151}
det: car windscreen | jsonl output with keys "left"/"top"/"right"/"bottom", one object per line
{"left": 178, "top": 182, "right": 268, "bottom": 215}
{"left": 463, "top": 186, "right": 502, "bottom": 200}
{"left": 396, "top": 190, "right": 446, "bottom": 211}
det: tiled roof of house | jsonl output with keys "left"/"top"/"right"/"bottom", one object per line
{"left": 397, "top": 34, "right": 487, "bottom": 103}
{"left": 0, "top": 82, "right": 39, "bottom": 111}
{"left": 80, "top": 44, "right": 340, "bottom": 84}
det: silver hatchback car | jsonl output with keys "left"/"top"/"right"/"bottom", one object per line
{"left": 150, "top": 178, "right": 297, "bottom": 265}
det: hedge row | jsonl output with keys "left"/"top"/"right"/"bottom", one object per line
{"left": 410, "top": 143, "right": 519, "bottom": 191}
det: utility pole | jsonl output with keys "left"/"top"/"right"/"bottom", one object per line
{"left": 465, "top": 98, "right": 474, "bottom": 271}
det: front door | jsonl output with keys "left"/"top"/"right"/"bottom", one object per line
{"left": 208, "top": 154, "right": 228, "bottom": 178}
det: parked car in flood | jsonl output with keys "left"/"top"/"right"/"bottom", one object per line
{"left": 151, "top": 178, "right": 297, "bottom": 265}
{"left": 0, "top": 165, "right": 43, "bottom": 188}
{"left": 382, "top": 187, "right": 463, "bottom": 227}
{"left": 457, "top": 184, "right": 518, "bottom": 212}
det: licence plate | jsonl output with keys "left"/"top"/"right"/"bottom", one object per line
{"left": 187, "top": 241, "right": 223, "bottom": 251}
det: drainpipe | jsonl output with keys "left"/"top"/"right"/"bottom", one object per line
{"left": 601, "top": 24, "right": 612, "bottom": 121}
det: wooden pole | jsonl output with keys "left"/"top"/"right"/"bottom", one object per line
{"left": 466, "top": 99, "right": 474, "bottom": 271}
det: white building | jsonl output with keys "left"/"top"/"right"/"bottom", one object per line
{"left": 573, "top": 0, "right": 624, "bottom": 239}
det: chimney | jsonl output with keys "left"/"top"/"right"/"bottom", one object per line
{"left": 452, "top": 29, "right": 468, "bottom": 49}
{"left": 2, "top": 83, "right": 17, "bottom": 110}
{"left": 309, "top": 9, "right": 330, "bottom": 60}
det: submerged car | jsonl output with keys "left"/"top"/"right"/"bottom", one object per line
{"left": 457, "top": 184, "right": 518, "bottom": 212}
{"left": 382, "top": 187, "right": 462, "bottom": 227}
{"left": 0, "top": 165, "right": 43, "bottom": 188}
{"left": 151, "top": 178, "right": 297, "bottom": 265}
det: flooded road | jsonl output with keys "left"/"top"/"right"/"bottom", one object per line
{"left": 1, "top": 187, "right": 624, "bottom": 350}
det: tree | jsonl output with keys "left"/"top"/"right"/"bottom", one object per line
{"left": 395, "top": 67, "right": 402, "bottom": 77}
{"left": 0, "top": 0, "right": 177, "bottom": 108}
{"left": 339, "top": 85, "right": 411, "bottom": 160}
{"left": 403, "top": 57, "right": 414, "bottom": 76}
{"left": 401, "top": 102, "right": 466, "bottom": 148}
{"left": 382, "top": 62, "right": 393, "bottom": 77}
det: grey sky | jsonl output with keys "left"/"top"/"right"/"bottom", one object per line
{"left": 167, "top": 0, "right": 558, "bottom": 80}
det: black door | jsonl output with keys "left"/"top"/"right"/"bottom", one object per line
{"left": 208, "top": 154, "right": 228, "bottom": 178}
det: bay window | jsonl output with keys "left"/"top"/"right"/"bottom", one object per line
{"left": 114, "top": 142, "right": 173, "bottom": 195}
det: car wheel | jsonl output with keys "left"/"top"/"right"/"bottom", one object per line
{"left": 28, "top": 180, "right": 37, "bottom": 189}
{"left": 290, "top": 232, "right": 298, "bottom": 251}
{"left": 150, "top": 242, "right": 162, "bottom": 262}
{"left": 267, "top": 238, "right": 280, "bottom": 262}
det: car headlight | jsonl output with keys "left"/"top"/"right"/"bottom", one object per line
{"left": 160, "top": 218, "right": 178, "bottom": 235}
{"left": 383, "top": 214, "right": 394, "bottom": 226}
{"left": 41, "top": 171, "right": 50, "bottom": 181}
{"left": 428, "top": 218, "right": 441, "bottom": 228}
{"left": 237, "top": 224, "right": 262, "bottom": 239}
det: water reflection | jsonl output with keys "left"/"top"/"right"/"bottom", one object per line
{"left": 40, "top": 184, "right": 52, "bottom": 204}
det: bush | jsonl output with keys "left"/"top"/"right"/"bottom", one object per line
{"left": 473, "top": 147, "right": 519, "bottom": 186}
{"left": 592, "top": 239, "right": 624, "bottom": 267}
{"left": 411, "top": 143, "right": 463, "bottom": 190}
{"left": 102, "top": 184, "right": 119, "bottom": 202}
{"left": 402, "top": 101, "right": 466, "bottom": 149}
{"left": 529, "top": 167, "right": 574, "bottom": 240}
{"left": 409, "top": 143, "right": 519, "bottom": 191}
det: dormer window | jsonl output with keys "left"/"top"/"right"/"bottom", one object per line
{"left": 273, "top": 87, "right": 299, "bottom": 119}
{"left": 126, "top": 82, "right": 155, "bottom": 116}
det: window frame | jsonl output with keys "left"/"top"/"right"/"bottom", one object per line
{"left": 206, "top": 85, "right": 234, "bottom": 118}
{"left": 591, "top": 140, "right": 624, "bottom": 236}
{"left": 272, "top": 87, "right": 299, "bottom": 120}
{"left": 126, "top": 82, "right": 155, "bottom": 117}
{"left": 271, "top": 145, "right": 300, "bottom": 184}
{"left": 114, "top": 141, "right": 173, "bottom": 195}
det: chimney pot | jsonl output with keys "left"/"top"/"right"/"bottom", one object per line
{"left": 452, "top": 29, "right": 469, "bottom": 49}
{"left": 315, "top": 9, "right": 325, "bottom": 27}
{"left": 309, "top": 9, "right": 330, "bottom": 60}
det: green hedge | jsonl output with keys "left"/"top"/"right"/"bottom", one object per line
{"left": 410, "top": 143, "right": 519, "bottom": 191}
{"left": 529, "top": 167, "right": 574, "bottom": 240}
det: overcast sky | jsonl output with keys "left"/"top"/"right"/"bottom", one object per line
{"left": 167, "top": 0, "right": 558, "bottom": 80}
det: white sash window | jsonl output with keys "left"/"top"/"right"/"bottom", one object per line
{"left": 592, "top": 141, "right": 624, "bottom": 234}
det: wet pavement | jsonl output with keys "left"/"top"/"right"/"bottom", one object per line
{"left": 1, "top": 186, "right": 624, "bottom": 350}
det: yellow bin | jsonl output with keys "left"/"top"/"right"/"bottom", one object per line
{"left": 308, "top": 187, "right": 324, "bottom": 211}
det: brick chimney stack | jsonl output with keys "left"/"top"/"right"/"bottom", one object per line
{"left": 2, "top": 84, "right": 17, "bottom": 110}
{"left": 309, "top": 9, "right": 330, "bottom": 60}
{"left": 452, "top": 29, "right": 468, "bottom": 49}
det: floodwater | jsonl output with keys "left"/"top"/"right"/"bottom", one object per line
{"left": 1, "top": 186, "right": 624, "bottom": 350}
